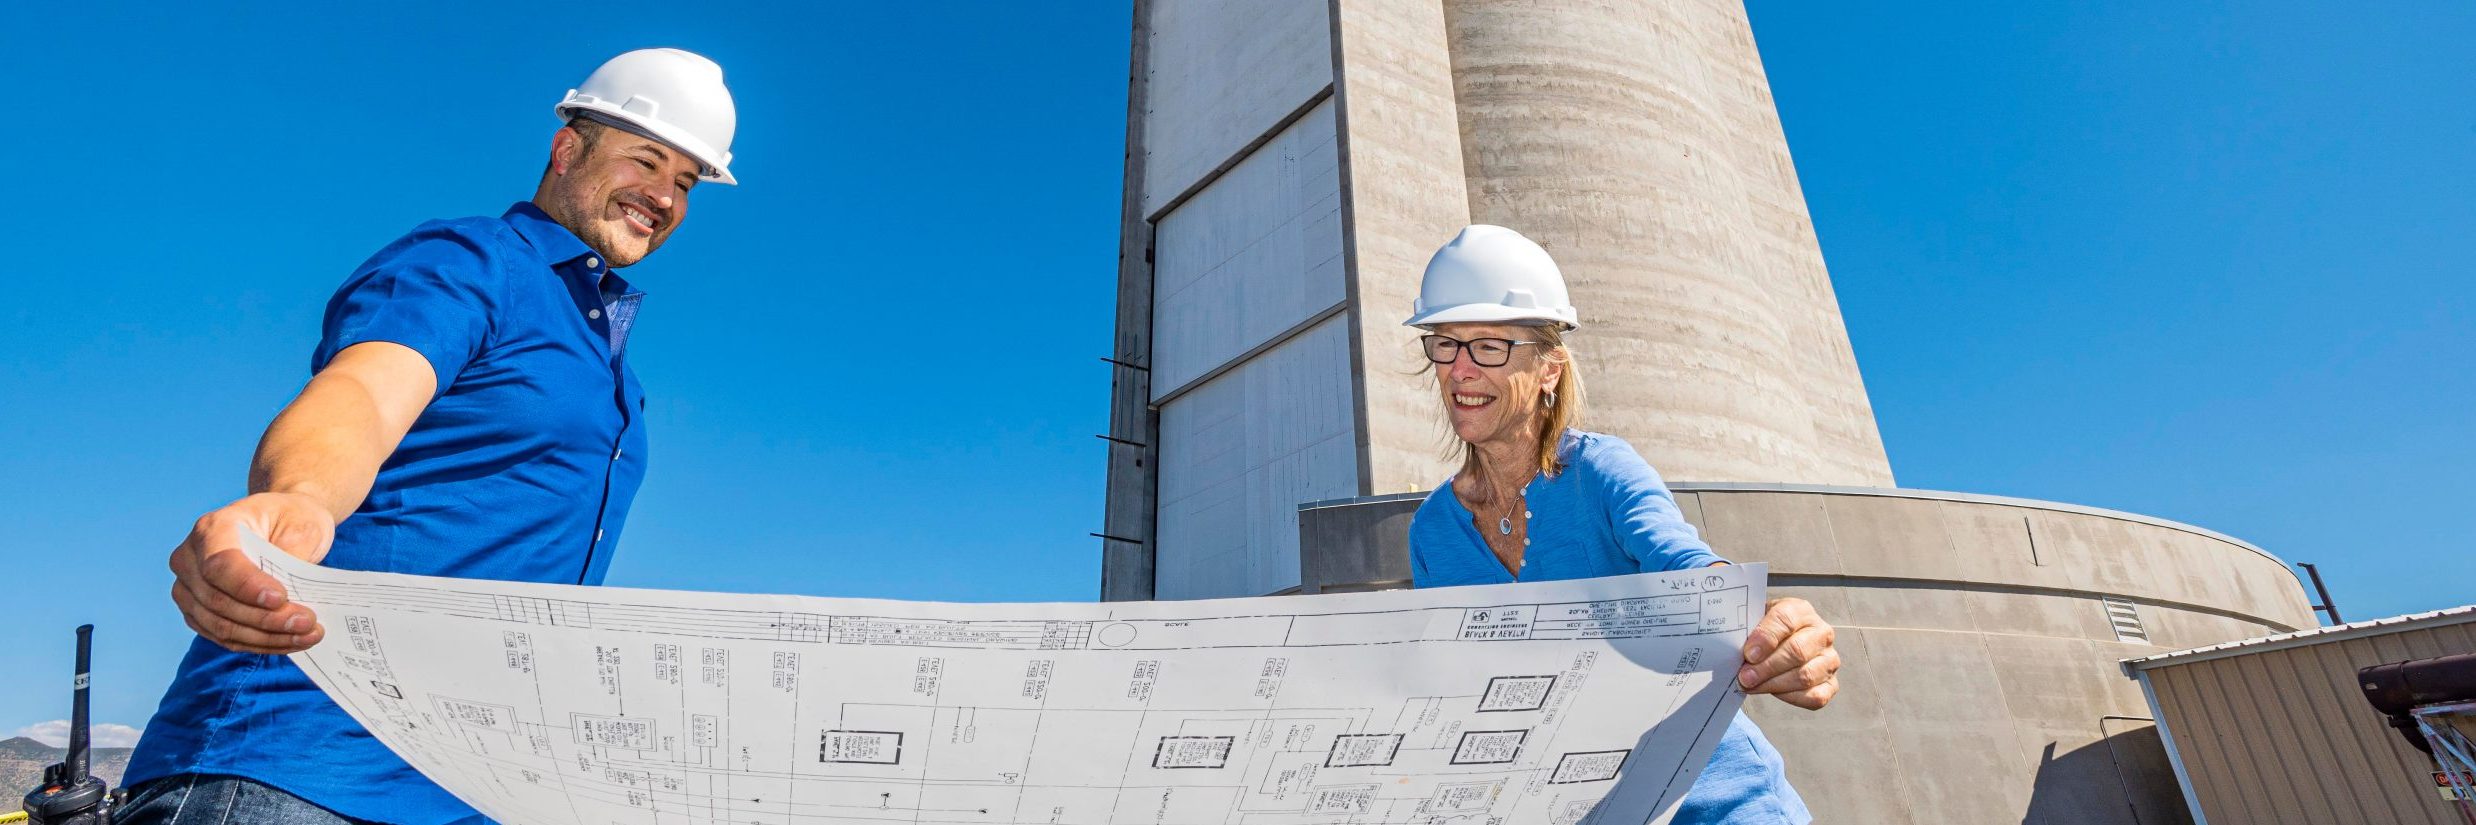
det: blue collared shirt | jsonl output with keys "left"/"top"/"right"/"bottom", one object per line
{"left": 127, "top": 202, "right": 651, "bottom": 824}
{"left": 1410, "top": 430, "right": 1813, "bottom": 825}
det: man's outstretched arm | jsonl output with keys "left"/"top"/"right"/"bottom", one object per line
{"left": 169, "top": 341, "right": 437, "bottom": 654}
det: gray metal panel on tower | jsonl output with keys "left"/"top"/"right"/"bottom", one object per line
{"left": 1139, "top": 0, "right": 1333, "bottom": 215}
{"left": 1150, "top": 99, "right": 1345, "bottom": 398}
{"left": 1154, "top": 314, "right": 1359, "bottom": 599}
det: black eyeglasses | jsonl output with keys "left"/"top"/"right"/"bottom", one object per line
{"left": 1420, "top": 334, "right": 1541, "bottom": 368}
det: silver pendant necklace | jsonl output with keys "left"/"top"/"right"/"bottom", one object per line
{"left": 1498, "top": 485, "right": 1527, "bottom": 535}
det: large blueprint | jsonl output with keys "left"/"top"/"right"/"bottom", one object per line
{"left": 244, "top": 536, "right": 1763, "bottom": 825}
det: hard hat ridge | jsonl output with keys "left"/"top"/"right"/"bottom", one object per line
{"left": 1404, "top": 224, "right": 1580, "bottom": 329}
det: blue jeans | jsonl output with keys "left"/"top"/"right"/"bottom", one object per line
{"left": 116, "top": 774, "right": 370, "bottom": 825}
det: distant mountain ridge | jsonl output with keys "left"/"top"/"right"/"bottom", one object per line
{"left": 2, "top": 736, "right": 132, "bottom": 814}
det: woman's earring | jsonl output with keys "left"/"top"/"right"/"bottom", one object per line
{"left": 1545, "top": 390, "right": 1558, "bottom": 408}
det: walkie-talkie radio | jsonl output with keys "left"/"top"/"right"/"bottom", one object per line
{"left": 19, "top": 625, "right": 120, "bottom": 824}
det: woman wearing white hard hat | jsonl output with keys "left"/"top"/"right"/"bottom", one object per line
{"left": 1404, "top": 225, "right": 1837, "bottom": 824}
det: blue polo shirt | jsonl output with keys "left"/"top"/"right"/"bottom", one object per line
{"left": 1410, "top": 430, "right": 1812, "bottom": 825}
{"left": 127, "top": 203, "right": 650, "bottom": 824}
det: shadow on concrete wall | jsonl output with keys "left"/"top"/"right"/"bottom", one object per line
{"left": 2023, "top": 720, "right": 2193, "bottom": 825}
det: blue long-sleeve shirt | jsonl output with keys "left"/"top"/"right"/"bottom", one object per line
{"left": 1409, "top": 429, "right": 1813, "bottom": 825}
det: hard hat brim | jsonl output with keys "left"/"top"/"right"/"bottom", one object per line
{"left": 1403, "top": 302, "right": 1578, "bottom": 330}
{"left": 558, "top": 101, "right": 737, "bottom": 185}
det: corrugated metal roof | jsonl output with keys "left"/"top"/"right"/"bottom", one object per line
{"left": 2121, "top": 604, "right": 2476, "bottom": 676}
{"left": 2132, "top": 615, "right": 2476, "bottom": 825}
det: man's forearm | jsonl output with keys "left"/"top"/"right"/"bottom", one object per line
{"left": 248, "top": 370, "right": 402, "bottom": 523}
{"left": 245, "top": 343, "right": 438, "bottom": 524}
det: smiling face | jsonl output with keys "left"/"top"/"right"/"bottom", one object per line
{"left": 534, "top": 121, "right": 701, "bottom": 267}
{"left": 1429, "top": 322, "right": 1565, "bottom": 453}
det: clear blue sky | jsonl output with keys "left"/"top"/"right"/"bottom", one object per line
{"left": 2, "top": 2, "right": 2467, "bottom": 748}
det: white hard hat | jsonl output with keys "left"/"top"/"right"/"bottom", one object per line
{"left": 1403, "top": 225, "right": 1579, "bottom": 329}
{"left": 556, "top": 48, "right": 739, "bottom": 185}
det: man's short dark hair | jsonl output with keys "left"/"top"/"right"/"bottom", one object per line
{"left": 543, "top": 117, "right": 611, "bottom": 178}
{"left": 565, "top": 117, "right": 610, "bottom": 154}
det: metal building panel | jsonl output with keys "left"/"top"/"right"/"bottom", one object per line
{"left": 1140, "top": 0, "right": 1332, "bottom": 214}
{"left": 1150, "top": 99, "right": 1344, "bottom": 398}
{"left": 2139, "top": 654, "right": 2269, "bottom": 825}
{"left": 2238, "top": 649, "right": 2347, "bottom": 817}
{"left": 2318, "top": 635, "right": 2466, "bottom": 825}
{"left": 2279, "top": 642, "right": 2414, "bottom": 824}
{"left": 2140, "top": 621, "right": 2476, "bottom": 825}
{"left": 1154, "top": 315, "right": 1359, "bottom": 599}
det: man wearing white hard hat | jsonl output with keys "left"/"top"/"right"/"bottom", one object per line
{"left": 1405, "top": 225, "right": 1839, "bottom": 823}
{"left": 119, "top": 49, "right": 738, "bottom": 824}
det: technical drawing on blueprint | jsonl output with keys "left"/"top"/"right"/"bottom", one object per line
{"left": 241, "top": 534, "right": 1765, "bottom": 825}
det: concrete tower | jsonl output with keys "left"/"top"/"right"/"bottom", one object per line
{"left": 1447, "top": 2, "right": 1893, "bottom": 488}
{"left": 1102, "top": 3, "right": 2315, "bottom": 821}
{"left": 1103, "top": 0, "right": 1896, "bottom": 604}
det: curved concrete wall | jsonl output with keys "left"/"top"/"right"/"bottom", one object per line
{"left": 1691, "top": 486, "right": 2312, "bottom": 824}
{"left": 1682, "top": 486, "right": 2315, "bottom": 637}
{"left": 1295, "top": 485, "right": 2315, "bottom": 824}
{"left": 1440, "top": 0, "right": 1893, "bottom": 487}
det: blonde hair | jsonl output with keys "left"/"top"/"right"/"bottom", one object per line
{"left": 1441, "top": 324, "right": 1586, "bottom": 485}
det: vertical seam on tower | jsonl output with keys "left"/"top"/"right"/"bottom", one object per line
{"left": 1326, "top": 0, "right": 1375, "bottom": 496}
{"left": 1102, "top": 0, "right": 1160, "bottom": 601}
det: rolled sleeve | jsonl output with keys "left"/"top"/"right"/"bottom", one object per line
{"left": 1585, "top": 436, "right": 1727, "bottom": 572}
{"left": 315, "top": 230, "right": 500, "bottom": 397}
